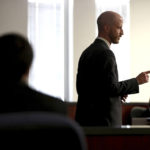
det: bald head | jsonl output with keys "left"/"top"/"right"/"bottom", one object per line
{"left": 97, "top": 11, "right": 123, "bottom": 44}
{"left": 97, "top": 11, "right": 122, "bottom": 32}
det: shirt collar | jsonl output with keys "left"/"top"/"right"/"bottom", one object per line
{"left": 97, "top": 37, "right": 110, "bottom": 48}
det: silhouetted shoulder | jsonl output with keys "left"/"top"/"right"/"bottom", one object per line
{"left": 1, "top": 82, "right": 67, "bottom": 115}
{"left": 24, "top": 84, "right": 68, "bottom": 115}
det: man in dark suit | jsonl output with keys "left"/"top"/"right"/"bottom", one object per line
{"left": 0, "top": 33, "right": 67, "bottom": 114}
{"left": 75, "top": 11, "right": 150, "bottom": 127}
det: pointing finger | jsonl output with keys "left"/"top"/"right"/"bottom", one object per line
{"left": 144, "top": 71, "right": 150, "bottom": 74}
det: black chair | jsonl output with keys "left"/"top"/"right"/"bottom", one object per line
{"left": 130, "top": 106, "right": 148, "bottom": 118}
{"left": 130, "top": 106, "right": 150, "bottom": 125}
{"left": 0, "top": 112, "right": 87, "bottom": 150}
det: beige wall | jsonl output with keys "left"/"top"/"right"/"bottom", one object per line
{"left": 73, "top": 0, "right": 150, "bottom": 102}
{"left": 129, "top": 0, "right": 150, "bottom": 102}
{"left": 0, "top": 0, "right": 27, "bottom": 36}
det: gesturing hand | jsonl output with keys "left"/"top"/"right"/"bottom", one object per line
{"left": 121, "top": 94, "right": 128, "bottom": 103}
{"left": 136, "top": 71, "right": 150, "bottom": 85}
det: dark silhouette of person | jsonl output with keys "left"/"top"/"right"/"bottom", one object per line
{"left": 0, "top": 32, "right": 67, "bottom": 114}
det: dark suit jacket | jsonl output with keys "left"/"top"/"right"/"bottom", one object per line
{"left": 75, "top": 39, "right": 139, "bottom": 127}
{"left": 1, "top": 81, "right": 67, "bottom": 115}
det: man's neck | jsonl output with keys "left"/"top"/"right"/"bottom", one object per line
{"left": 97, "top": 36, "right": 111, "bottom": 48}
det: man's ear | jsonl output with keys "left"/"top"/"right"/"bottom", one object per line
{"left": 104, "top": 25, "right": 110, "bottom": 33}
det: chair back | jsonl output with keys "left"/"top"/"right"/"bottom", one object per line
{"left": 0, "top": 112, "right": 87, "bottom": 150}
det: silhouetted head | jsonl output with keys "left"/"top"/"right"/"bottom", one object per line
{"left": 0, "top": 33, "right": 33, "bottom": 83}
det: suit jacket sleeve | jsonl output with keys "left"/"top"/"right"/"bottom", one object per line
{"left": 103, "top": 50, "right": 139, "bottom": 96}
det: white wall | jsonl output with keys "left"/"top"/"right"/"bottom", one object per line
{"left": 129, "top": 0, "right": 150, "bottom": 102}
{"left": 0, "top": 0, "right": 27, "bottom": 36}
